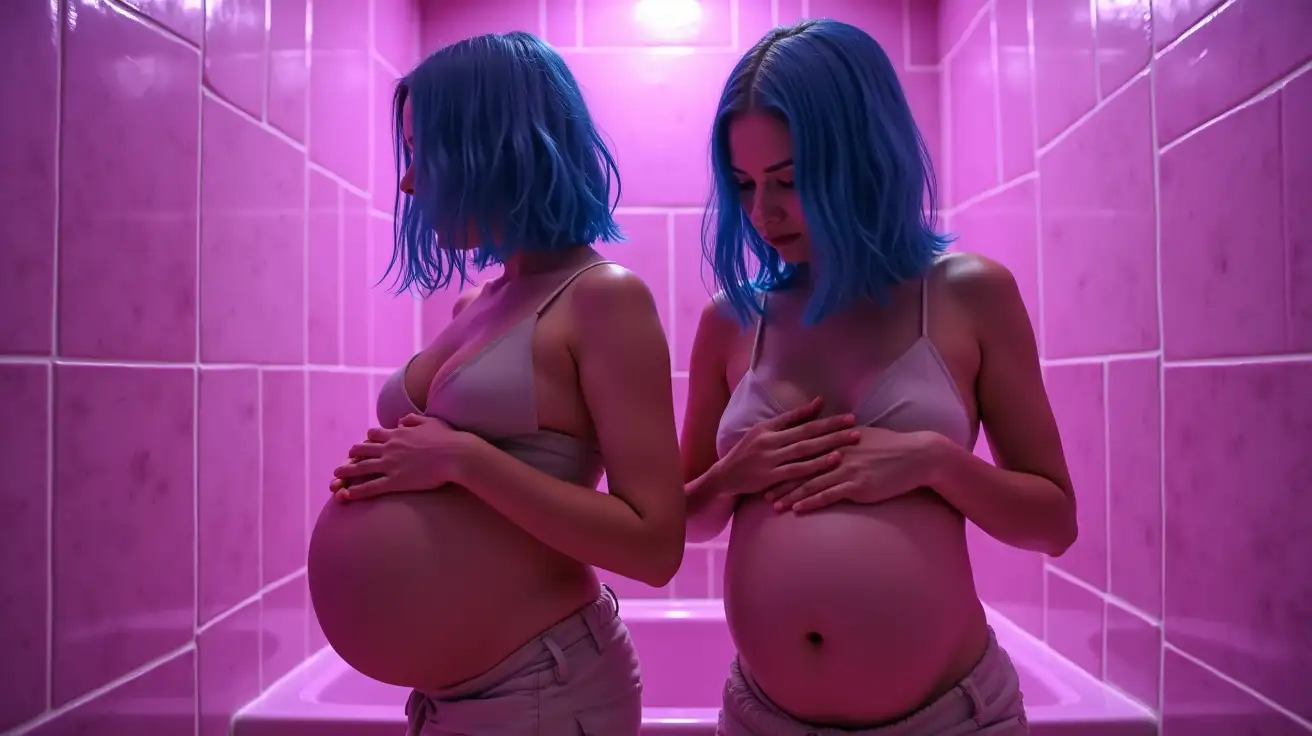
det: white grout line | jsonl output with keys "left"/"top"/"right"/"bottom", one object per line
{"left": 262, "top": 0, "right": 272, "bottom": 122}
{"left": 1146, "top": 19, "right": 1168, "bottom": 721}
{"left": 1047, "top": 565, "right": 1159, "bottom": 628}
{"left": 902, "top": 0, "right": 912, "bottom": 70}
{"left": 302, "top": 0, "right": 316, "bottom": 663}
{"left": 730, "top": 0, "right": 740, "bottom": 50}
{"left": 575, "top": 0, "right": 584, "bottom": 46}
{"left": 988, "top": 3, "right": 1005, "bottom": 185}
{"left": 1089, "top": 0, "right": 1101, "bottom": 101}
{"left": 255, "top": 369, "right": 266, "bottom": 690}
{"left": 943, "top": 172, "right": 1037, "bottom": 218}
{"left": 938, "top": 1, "right": 991, "bottom": 69}
{"left": 1101, "top": 360, "right": 1111, "bottom": 681}
{"left": 1036, "top": 66, "right": 1149, "bottom": 159}
{"left": 44, "top": 0, "right": 66, "bottom": 714}
{"left": 192, "top": 16, "right": 206, "bottom": 735}
{"left": 538, "top": 0, "right": 548, "bottom": 40}
{"left": 770, "top": 0, "right": 778, "bottom": 27}
{"left": 1164, "top": 644, "right": 1312, "bottom": 730}
{"left": 1159, "top": 60, "right": 1312, "bottom": 154}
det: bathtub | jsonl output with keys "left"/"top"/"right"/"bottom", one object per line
{"left": 233, "top": 600, "right": 1155, "bottom": 735}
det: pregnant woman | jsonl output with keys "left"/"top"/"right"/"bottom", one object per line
{"left": 681, "top": 20, "right": 1078, "bottom": 735}
{"left": 307, "top": 32, "right": 685, "bottom": 736}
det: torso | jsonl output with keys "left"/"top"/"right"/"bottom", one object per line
{"left": 718, "top": 260, "right": 991, "bottom": 725}
{"left": 307, "top": 255, "right": 613, "bottom": 691}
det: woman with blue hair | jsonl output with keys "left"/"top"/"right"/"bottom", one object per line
{"left": 307, "top": 31, "right": 684, "bottom": 735}
{"left": 682, "top": 19, "right": 1077, "bottom": 735}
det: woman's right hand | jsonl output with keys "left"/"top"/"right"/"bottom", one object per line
{"left": 713, "top": 397, "right": 862, "bottom": 497}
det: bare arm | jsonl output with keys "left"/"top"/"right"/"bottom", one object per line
{"left": 682, "top": 297, "right": 741, "bottom": 543}
{"left": 452, "top": 267, "right": 685, "bottom": 586}
{"left": 926, "top": 254, "right": 1078, "bottom": 557}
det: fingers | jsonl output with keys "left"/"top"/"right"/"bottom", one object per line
{"left": 773, "top": 427, "right": 861, "bottom": 463}
{"left": 760, "top": 396, "right": 823, "bottom": 431}
{"left": 347, "top": 443, "right": 385, "bottom": 460}
{"left": 791, "top": 482, "right": 859, "bottom": 513}
{"left": 771, "top": 414, "right": 857, "bottom": 447}
{"left": 769, "top": 469, "right": 837, "bottom": 510}
{"left": 366, "top": 427, "right": 391, "bottom": 443}
{"left": 399, "top": 413, "right": 426, "bottom": 427}
{"left": 335, "top": 477, "right": 390, "bottom": 502}
{"left": 769, "top": 450, "right": 842, "bottom": 484}
{"left": 334, "top": 459, "right": 384, "bottom": 479}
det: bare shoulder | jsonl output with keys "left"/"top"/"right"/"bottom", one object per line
{"left": 568, "top": 262, "right": 659, "bottom": 319}
{"left": 933, "top": 252, "right": 1027, "bottom": 330}
{"left": 451, "top": 284, "right": 484, "bottom": 318}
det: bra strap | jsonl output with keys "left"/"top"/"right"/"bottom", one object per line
{"left": 748, "top": 292, "right": 767, "bottom": 368}
{"left": 920, "top": 278, "right": 930, "bottom": 337}
{"left": 535, "top": 259, "right": 617, "bottom": 315}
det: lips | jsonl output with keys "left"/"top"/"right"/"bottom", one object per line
{"left": 767, "top": 234, "right": 801, "bottom": 247}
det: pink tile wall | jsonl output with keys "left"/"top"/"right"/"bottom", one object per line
{"left": 416, "top": 0, "right": 942, "bottom": 603}
{"left": 941, "top": 0, "right": 1311, "bottom": 731}
{"left": 0, "top": 0, "right": 418, "bottom": 732}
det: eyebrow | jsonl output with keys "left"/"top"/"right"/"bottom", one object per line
{"left": 732, "top": 159, "right": 794, "bottom": 174}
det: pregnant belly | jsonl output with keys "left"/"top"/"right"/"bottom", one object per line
{"left": 724, "top": 490, "right": 986, "bottom": 726}
{"left": 307, "top": 488, "right": 596, "bottom": 690}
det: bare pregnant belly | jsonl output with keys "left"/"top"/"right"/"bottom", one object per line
{"left": 724, "top": 490, "right": 987, "bottom": 726}
{"left": 307, "top": 488, "right": 597, "bottom": 690}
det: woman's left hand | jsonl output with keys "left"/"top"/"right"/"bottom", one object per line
{"left": 765, "top": 427, "right": 941, "bottom": 513}
{"left": 330, "top": 414, "right": 476, "bottom": 501}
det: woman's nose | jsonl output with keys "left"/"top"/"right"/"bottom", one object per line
{"left": 398, "top": 164, "right": 415, "bottom": 196}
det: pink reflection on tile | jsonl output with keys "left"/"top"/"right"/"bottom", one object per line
{"left": 1285, "top": 70, "right": 1312, "bottom": 352}
{"left": 369, "top": 216, "right": 418, "bottom": 368}
{"left": 198, "top": 601, "right": 261, "bottom": 736}
{"left": 1162, "top": 649, "right": 1308, "bottom": 735}
{"left": 198, "top": 369, "right": 261, "bottom": 625}
{"left": 200, "top": 96, "right": 306, "bottom": 364}
{"left": 1031, "top": 0, "right": 1096, "bottom": 145}
{"left": 564, "top": 50, "right": 738, "bottom": 207}
{"left": 907, "top": 0, "right": 940, "bottom": 65}
{"left": 373, "top": 0, "right": 419, "bottom": 71}
{"left": 951, "top": 179, "right": 1040, "bottom": 336}
{"left": 581, "top": 0, "right": 731, "bottom": 47}
{"left": 307, "top": 171, "right": 342, "bottom": 364}
{"left": 1038, "top": 77, "right": 1157, "bottom": 358}
{"left": 308, "top": 0, "right": 369, "bottom": 189}
{"left": 995, "top": 0, "right": 1036, "bottom": 179}
{"left": 372, "top": 61, "right": 402, "bottom": 213}
{"left": 1159, "top": 91, "right": 1288, "bottom": 360}
{"left": 260, "top": 576, "right": 310, "bottom": 689}
{"left": 671, "top": 212, "right": 716, "bottom": 372}
{"left": 808, "top": 0, "right": 906, "bottom": 70}
{"left": 268, "top": 0, "right": 308, "bottom": 142}
{"left": 1043, "top": 363, "right": 1107, "bottom": 589}
{"left": 1045, "top": 570, "right": 1105, "bottom": 678}
{"left": 597, "top": 214, "right": 672, "bottom": 332}
{"left": 1094, "top": 0, "right": 1151, "bottom": 97}
{"left": 117, "top": 0, "right": 204, "bottom": 44}
{"left": 1106, "top": 357, "right": 1162, "bottom": 618}
{"left": 0, "top": 365, "right": 49, "bottom": 730}
{"left": 342, "top": 192, "right": 371, "bottom": 366}
{"left": 0, "top": 0, "right": 58, "bottom": 355}
{"left": 29, "top": 651, "right": 195, "bottom": 736}
{"left": 672, "top": 547, "right": 712, "bottom": 598}
{"left": 1163, "top": 361, "right": 1312, "bottom": 720}
{"left": 940, "top": 0, "right": 989, "bottom": 58}
{"left": 59, "top": 2, "right": 199, "bottom": 361}
{"left": 1154, "top": 0, "right": 1312, "bottom": 146}
{"left": 901, "top": 70, "right": 944, "bottom": 190}
{"left": 52, "top": 364, "right": 195, "bottom": 705}
{"left": 204, "top": 0, "right": 267, "bottom": 118}
{"left": 422, "top": 0, "right": 541, "bottom": 49}
{"left": 1105, "top": 603, "right": 1162, "bottom": 710}
{"left": 261, "top": 370, "right": 309, "bottom": 583}
{"left": 1151, "top": 0, "right": 1225, "bottom": 49}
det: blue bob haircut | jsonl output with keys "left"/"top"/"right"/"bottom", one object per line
{"left": 387, "top": 31, "right": 623, "bottom": 295}
{"left": 704, "top": 19, "right": 952, "bottom": 325}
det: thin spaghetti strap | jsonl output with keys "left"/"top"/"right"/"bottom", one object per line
{"left": 920, "top": 278, "right": 930, "bottom": 337}
{"left": 535, "top": 260, "right": 616, "bottom": 315}
{"left": 749, "top": 292, "right": 768, "bottom": 368}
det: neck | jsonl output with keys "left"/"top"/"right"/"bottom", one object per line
{"left": 499, "top": 245, "right": 595, "bottom": 280}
